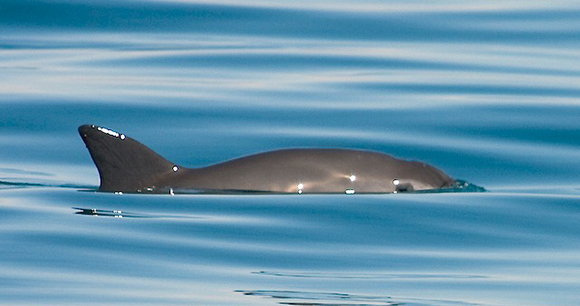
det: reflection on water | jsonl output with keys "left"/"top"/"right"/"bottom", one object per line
{"left": 73, "top": 207, "right": 149, "bottom": 218}
{"left": 72, "top": 206, "right": 205, "bottom": 219}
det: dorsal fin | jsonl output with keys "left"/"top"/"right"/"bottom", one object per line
{"left": 78, "top": 125, "right": 179, "bottom": 192}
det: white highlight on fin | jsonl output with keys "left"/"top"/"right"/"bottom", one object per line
{"left": 97, "top": 126, "right": 121, "bottom": 138}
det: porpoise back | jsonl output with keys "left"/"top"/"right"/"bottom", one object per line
{"left": 79, "top": 124, "right": 455, "bottom": 194}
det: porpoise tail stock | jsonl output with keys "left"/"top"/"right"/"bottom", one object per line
{"left": 79, "top": 124, "right": 481, "bottom": 194}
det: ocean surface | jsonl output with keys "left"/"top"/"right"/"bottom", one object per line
{"left": 2, "top": 1, "right": 580, "bottom": 305}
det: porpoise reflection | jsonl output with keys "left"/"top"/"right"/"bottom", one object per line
{"left": 79, "top": 124, "right": 456, "bottom": 194}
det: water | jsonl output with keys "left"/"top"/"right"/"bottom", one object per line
{"left": 2, "top": 1, "right": 580, "bottom": 305}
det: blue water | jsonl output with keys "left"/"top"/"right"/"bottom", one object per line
{"left": 2, "top": 1, "right": 580, "bottom": 305}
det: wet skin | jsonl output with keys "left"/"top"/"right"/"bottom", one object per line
{"left": 79, "top": 125, "right": 455, "bottom": 194}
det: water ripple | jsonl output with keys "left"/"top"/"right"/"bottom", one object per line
{"left": 252, "top": 271, "right": 488, "bottom": 280}
{"left": 236, "top": 290, "right": 484, "bottom": 306}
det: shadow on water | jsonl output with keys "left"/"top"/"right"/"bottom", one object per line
{"left": 236, "top": 290, "right": 484, "bottom": 306}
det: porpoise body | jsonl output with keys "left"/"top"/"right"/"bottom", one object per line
{"left": 79, "top": 124, "right": 455, "bottom": 194}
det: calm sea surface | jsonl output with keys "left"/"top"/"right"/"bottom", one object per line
{"left": 2, "top": 1, "right": 580, "bottom": 305}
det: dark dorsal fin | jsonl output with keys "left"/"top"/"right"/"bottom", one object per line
{"left": 78, "top": 125, "right": 179, "bottom": 192}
